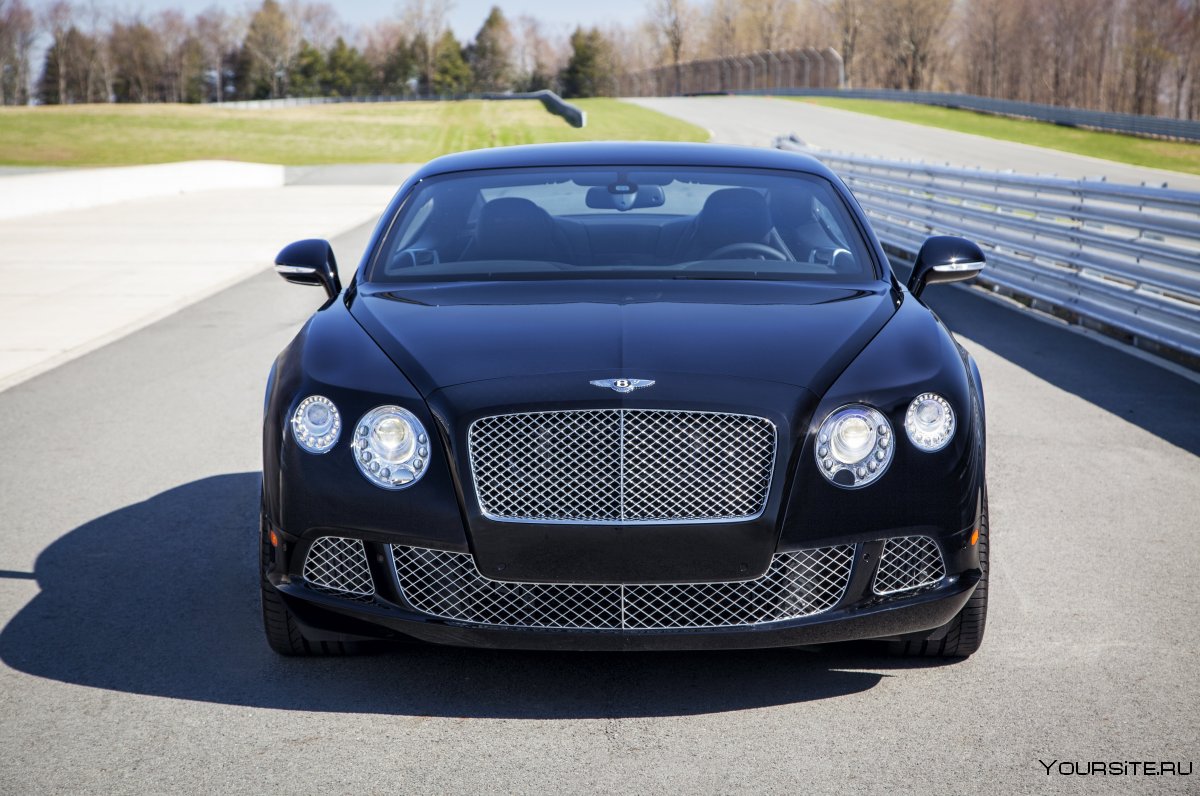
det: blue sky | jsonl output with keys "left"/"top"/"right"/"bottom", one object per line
{"left": 104, "top": 0, "right": 649, "bottom": 40}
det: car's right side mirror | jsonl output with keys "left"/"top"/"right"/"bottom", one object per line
{"left": 907, "top": 236, "right": 986, "bottom": 298}
{"left": 275, "top": 238, "right": 341, "bottom": 299}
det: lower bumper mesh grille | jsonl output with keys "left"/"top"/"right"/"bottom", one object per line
{"left": 872, "top": 535, "right": 946, "bottom": 595}
{"left": 389, "top": 544, "right": 855, "bottom": 630}
{"left": 302, "top": 536, "right": 375, "bottom": 597}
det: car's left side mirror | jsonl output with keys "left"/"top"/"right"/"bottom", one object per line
{"left": 275, "top": 238, "right": 342, "bottom": 299}
{"left": 907, "top": 236, "right": 985, "bottom": 299}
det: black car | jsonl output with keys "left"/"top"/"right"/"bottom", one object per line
{"left": 261, "top": 142, "right": 989, "bottom": 658}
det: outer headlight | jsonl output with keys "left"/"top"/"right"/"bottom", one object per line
{"left": 815, "top": 404, "right": 894, "bottom": 489}
{"left": 290, "top": 395, "right": 341, "bottom": 454}
{"left": 352, "top": 405, "right": 430, "bottom": 490}
{"left": 905, "top": 392, "right": 955, "bottom": 452}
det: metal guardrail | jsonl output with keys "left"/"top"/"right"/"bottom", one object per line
{"left": 748, "top": 88, "right": 1200, "bottom": 142}
{"left": 776, "top": 135, "right": 1200, "bottom": 367}
{"left": 221, "top": 90, "right": 586, "bottom": 128}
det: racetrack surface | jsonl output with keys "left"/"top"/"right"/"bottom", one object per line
{"left": 630, "top": 96, "right": 1200, "bottom": 191}
{"left": 1, "top": 212, "right": 1197, "bottom": 792}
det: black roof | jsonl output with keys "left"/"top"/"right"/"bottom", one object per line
{"left": 411, "top": 141, "right": 835, "bottom": 181}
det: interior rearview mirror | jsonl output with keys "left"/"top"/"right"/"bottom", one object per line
{"left": 585, "top": 185, "right": 666, "bottom": 211}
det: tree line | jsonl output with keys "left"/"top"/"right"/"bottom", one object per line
{"left": 1, "top": 0, "right": 614, "bottom": 104}
{"left": 1, "top": 0, "right": 1196, "bottom": 120}
{"left": 638, "top": 0, "right": 1199, "bottom": 119}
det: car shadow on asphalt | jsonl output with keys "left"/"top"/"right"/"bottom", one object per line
{"left": 922, "top": 283, "right": 1200, "bottom": 456}
{"left": 0, "top": 473, "right": 958, "bottom": 719}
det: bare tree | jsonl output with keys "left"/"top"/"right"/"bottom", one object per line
{"left": 652, "top": 0, "right": 688, "bottom": 95}
{"left": 294, "top": 1, "right": 340, "bottom": 51}
{"left": 195, "top": 6, "right": 241, "bottom": 103}
{"left": 0, "top": 0, "right": 36, "bottom": 104}
{"left": 745, "top": 0, "right": 790, "bottom": 52}
{"left": 402, "top": 0, "right": 452, "bottom": 94}
{"left": 41, "top": 1, "right": 74, "bottom": 102}
{"left": 869, "top": 0, "right": 952, "bottom": 90}
{"left": 155, "top": 9, "right": 189, "bottom": 102}
{"left": 822, "top": 0, "right": 863, "bottom": 87}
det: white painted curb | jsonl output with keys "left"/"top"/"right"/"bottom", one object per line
{"left": 0, "top": 160, "right": 285, "bottom": 220}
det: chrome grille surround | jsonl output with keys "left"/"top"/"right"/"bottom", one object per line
{"left": 389, "top": 544, "right": 855, "bottom": 631}
{"left": 468, "top": 409, "right": 777, "bottom": 524}
{"left": 302, "top": 536, "right": 375, "bottom": 597}
{"left": 872, "top": 535, "right": 947, "bottom": 595}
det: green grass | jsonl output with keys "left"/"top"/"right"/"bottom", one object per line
{"left": 788, "top": 97, "right": 1200, "bottom": 176}
{"left": 0, "top": 98, "right": 708, "bottom": 167}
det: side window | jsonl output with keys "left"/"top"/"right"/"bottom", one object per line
{"left": 395, "top": 196, "right": 434, "bottom": 251}
{"left": 384, "top": 197, "right": 438, "bottom": 274}
{"left": 811, "top": 199, "right": 850, "bottom": 250}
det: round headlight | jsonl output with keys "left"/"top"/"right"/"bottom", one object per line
{"left": 352, "top": 405, "right": 430, "bottom": 490}
{"left": 905, "top": 392, "right": 955, "bottom": 452}
{"left": 815, "top": 404, "right": 893, "bottom": 488}
{"left": 290, "top": 395, "right": 341, "bottom": 454}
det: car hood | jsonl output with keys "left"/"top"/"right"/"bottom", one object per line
{"left": 349, "top": 279, "right": 896, "bottom": 397}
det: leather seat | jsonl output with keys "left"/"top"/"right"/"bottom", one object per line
{"left": 461, "top": 197, "right": 574, "bottom": 263}
{"left": 676, "top": 188, "right": 772, "bottom": 260}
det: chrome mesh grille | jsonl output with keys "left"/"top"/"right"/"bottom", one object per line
{"left": 873, "top": 535, "right": 946, "bottom": 595}
{"left": 302, "top": 536, "right": 375, "bottom": 597}
{"left": 390, "top": 544, "right": 854, "bottom": 630}
{"left": 468, "top": 409, "right": 776, "bottom": 523}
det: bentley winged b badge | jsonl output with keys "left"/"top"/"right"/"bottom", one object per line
{"left": 590, "top": 378, "right": 656, "bottom": 394}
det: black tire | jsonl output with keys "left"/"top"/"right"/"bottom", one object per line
{"left": 259, "top": 516, "right": 355, "bottom": 656}
{"left": 890, "top": 487, "right": 989, "bottom": 658}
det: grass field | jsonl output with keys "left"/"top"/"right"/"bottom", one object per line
{"left": 0, "top": 98, "right": 709, "bottom": 167}
{"left": 791, "top": 97, "right": 1200, "bottom": 176}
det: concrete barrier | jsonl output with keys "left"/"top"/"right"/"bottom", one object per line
{"left": 0, "top": 160, "right": 285, "bottom": 220}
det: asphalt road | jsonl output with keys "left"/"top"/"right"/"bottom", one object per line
{"left": 1, "top": 193, "right": 1198, "bottom": 793}
{"left": 630, "top": 96, "right": 1200, "bottom": 190}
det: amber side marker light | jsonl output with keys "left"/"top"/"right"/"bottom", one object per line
{"left": 269, "top": 530, "right": 280, "bottom": 548}
{"left": 970, "top": 528, "right": 980, "bottom": 546}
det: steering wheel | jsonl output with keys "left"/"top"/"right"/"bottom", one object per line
{"left": 706, "top": 242, "right": 788, "bottom": 261}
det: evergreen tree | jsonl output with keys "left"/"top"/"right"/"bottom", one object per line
{"left": 37, "top": 41, "right": 62, "bottom": 104}
{"left": 469, "top": 6, "right": 514, "bottom": 93}
{"left": 288, "top": 41, "right": 325, "bottom": 96}
{"left": 431, "top": 30, "right": 470, "bottom": 95}
{"left": 324, "top": 37, "right": 371, "bottom": 97}
{"left": 560, "top": 27, "right": 614, "bottom": 99}
{"left": 376, "top": 37, "right": 415, "bottom": 95}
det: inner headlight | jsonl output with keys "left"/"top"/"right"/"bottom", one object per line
{"left": 290, "top": 395, "right": 341, "bottom": 454}
{"left": 815, "top": 404, "right": 893, "bottom": 488}
{"left": 352, "top": 405, "right": 430, "bottom": 490}
{"left": 905, "top": 393, "right": 955, "bottom": 452}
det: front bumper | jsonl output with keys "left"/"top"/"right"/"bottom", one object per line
{"left": 265, "top": 525, "right": 981, "bottom": 652}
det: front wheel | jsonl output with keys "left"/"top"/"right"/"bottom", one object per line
{"left": 259, "top": 515, "right": 356, "bottom": 656}
{"left": 890, "top": 487, "right": 989, "bottom": 658}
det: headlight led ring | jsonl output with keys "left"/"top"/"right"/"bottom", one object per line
{"left": 290, "top": 395, "right": 341, "bottom": 454}
{"left": 905, "top": 392, "right": 955, "bottom": 452}
{"left": 815, "top": 404, "right": 894, "bottom": 489}
{"left": 352, "top": 405, "right": 430, "bottom": 490}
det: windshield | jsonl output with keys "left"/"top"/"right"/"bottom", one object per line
{"left": 367, "top": 166, "right": 879, "bottom": 283}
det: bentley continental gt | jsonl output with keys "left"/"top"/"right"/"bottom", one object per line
{"left": 261, "top": 142, "right": 989, "bottom": 658}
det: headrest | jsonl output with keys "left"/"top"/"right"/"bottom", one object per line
{"left": 767, "top": 185, "right": 817, "bottom": 226}
{"left": 694, "top": 188, "right": 772, "bottom": 245}
{"left": 474, "top": 197, "right": 558, "bottom": 259}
